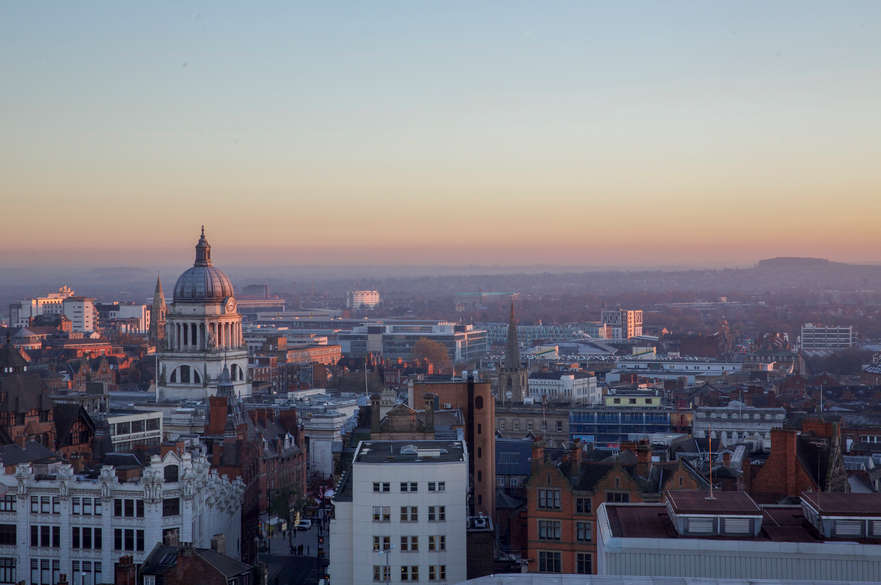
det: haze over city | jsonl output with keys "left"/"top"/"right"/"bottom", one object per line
{"left": 3, "top": 1, "right": 881, "bottom": 268}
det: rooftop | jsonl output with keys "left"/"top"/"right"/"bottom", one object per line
{"left": 354, "top": 440, "right": 465, "bottom": 464}
{"left": 666, "top": 489, "right": 761, "bottom": 516}
{"left": 801, "top": 491, "right": 881, "bottom": 517}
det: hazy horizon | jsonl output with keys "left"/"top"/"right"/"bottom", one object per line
{"left": 3, "top": 2, "right": 881, "bottom": 266}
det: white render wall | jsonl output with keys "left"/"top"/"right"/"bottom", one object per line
{"left": 0, "top": 451, "right": 244, "bottom": 585}
{"left": 330, "top": 442, "right": 468, "bottom": 585}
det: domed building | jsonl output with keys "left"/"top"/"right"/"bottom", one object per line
{"left": 156, "top": 227, "right": 251, "bottom": 401}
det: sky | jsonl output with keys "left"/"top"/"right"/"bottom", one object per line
{"left": 2, "top": 1, "right": 881, "bottom": 269}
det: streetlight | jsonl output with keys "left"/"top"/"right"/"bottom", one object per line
{"left": 376, "top": 545, "right": 393, "bottom": 583}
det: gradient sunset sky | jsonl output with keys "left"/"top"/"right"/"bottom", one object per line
{"left": 2, "top": 2, "right": 880, "bottom": 268}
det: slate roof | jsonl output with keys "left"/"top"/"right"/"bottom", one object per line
{"left": 0, "top": 441, "right": 56, "bottom": 465}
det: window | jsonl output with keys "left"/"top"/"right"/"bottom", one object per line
{"left": 0, "top": 496, "right": 15, "bottom": 512}
{"left": 114, "top": 499, "right": 122, "bottom": 517}
{"left": 576, "top": 521, "right": 591, "bottom": 542}
{"left": 73, "top": 497, "right": 81, "bottom": 515}
{"left": 576, "top": 497, "right": 592, "bottom": 514}
{"left": 164, "top": 465, "right": 179, "bottom": 482}
{"left": 40, "top": 496, "right": 50, "bottom": 514}
{"left": 606, "top": 492, "right": 630, "bottom": 503}
{"left": 0, "top": 526, "right": 14, "bottom": 546}
{"left": 373, "top": 506, "right": 391, "bottom": 522}
{"left": 538, "top": 551, "right": 561, "bottom": 573}
{"left": 52, "top": 497, "right": 59, "bottom": 515}
{"left": 576, "top": 552, "right": 592, "bottom": 574}
{"left": 31, "top": 497, "right": 38, "bottom": 514}
{"left": 400, "top": 482, "right": 417, "bottom": 492}
{"left": 537, "top": 488, "right": 561, "bottom": 510}
{"left": 125, "top": 499, "right": 134, "bottom": 517}
{"left": 0, "top": 558, "right": 14, "bottom": 584}
{"left": 400, "top": 536, "right": 418, "bottom": 551}
{"left": 95, "top": 499, "right": 102, "bottom": 516}
{"left": 373, "top": 482, "right": 381, "bottom": 492}
{"left": 401, "top": 566, "right": 419, "bottom": 581}
{"left": 538, "top": 520, "right": 561, "bottom": 540}
{"left": 428, "top": 506, "right": 445, "bottom": 522}
{"left": 382, "top": 482, "right": 390, "bottom": 492}
{"left": 83, "top": 498, "right": 92, "bottom": 515}
{"left": 40, "top": 526, "right": 50, "bottom": 548}
{"left": 373, "top": 565, "right": 390, "bottom": 582}
{"left": 137, "top": 499, "right": 144, "bottom": 517}
{"left": 162, "top": 498, "right": 180, "bottom": 517}
{"left": 556, "top": 421, "right": 563, "bottom": 432}
{"left": 400, "top": 506, "right": 417, "bottom": 522}
{"left": 373, "top": 536, "right": 390, "bottom": 552}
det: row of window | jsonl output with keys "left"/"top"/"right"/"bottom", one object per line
{"left": 537, "top": 489, "right": 628, "bottom": 511}
{"left": 372, "top": 535, "right": 447, "bottom": 552}
{"left": 72, "top": 526, "right": 102, "bottom": 549}
{"left": 372, "top": 481, "right": 446, "bottom": 493}
{"left": 537, "top": 520, "right": 592, "bottom": 542}
{"left": 497, "top": 420, "right": 564, "bottom": 433}
{"left": 21, "top": 559, "right": 104, "bottom": 585}
{"left": 28, "top": 496, "right": 110, "bottom": 516}
{"left": 372, "top": 565, "right": 447, "bottom": 582}
{"left": 537, "top": 551, "right": 592, "bottom": 574}
{"left": 373, "top": 506, "right": 446, "bottom": 523}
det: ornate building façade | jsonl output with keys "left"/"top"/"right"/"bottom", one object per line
{"left": 156, "top": 228, "right": 251, "bottom": 401}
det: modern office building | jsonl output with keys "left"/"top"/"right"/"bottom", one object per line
{"left": 799, "top": 323, "right": 854, "bottom": 353}
{"left": 62, "top": 296, "right": 98, "bottom": 333}
{"left": 329, "top": 440, "right": 468, "bottom": 585}
{"left": 347, "top": 290, "right": 381, "bottom": 310}
{"left": 570, "top": 405, "right": 673, "bottom": 447}
{"left": 600, "top": 310, "right": 643, "bottom": 339}
{"left": 8, "top": 286, "right": 75, "bottom": 328}
{"left": 339, "top": 322, "right": 488, "bottom": 362}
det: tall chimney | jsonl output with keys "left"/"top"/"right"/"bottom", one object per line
{"left": 423, "top": 393, "right": 435, "bottom": 432}
{"left": 370, "top": 394, "right": 381, "bottom": 433}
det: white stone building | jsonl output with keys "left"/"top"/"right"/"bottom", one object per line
{"left": 527, "top": 372, "right": 600, "bottom": 405}
{"left": 800, "top": 323, "right": 854, "bottom": 353}
{"left": 156, "top": 228, "right": 251, "bottom": 401}
{"left": 62, "top": 297, "right": 98, "bottom": 333}
{"left": 0, "top": 450, "right": 243, "bottom": 585}
{"left": 347, "top": 290, "right": 381, "bottom": 310}
{"left": 8, "top": 286, "right": 74, "bottom": 328}
{"left": 692, "top": 401, "right": 785, "bottom": 450}
{"left": 106, "top": 409, "right": 163, "bottom": 451}
{"left": 330, "top": 440, "right": 468, "bottom": 585}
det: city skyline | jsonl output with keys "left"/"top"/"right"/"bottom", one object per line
{"left": 3, "top": 2, "right": 881, "bottom": 267}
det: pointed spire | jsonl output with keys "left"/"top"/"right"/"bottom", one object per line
{"left": 154, "top": 274, "right": 164, "bottom": 295}
{"left": 504, "top": 299, "right": 521, "bottom": 370}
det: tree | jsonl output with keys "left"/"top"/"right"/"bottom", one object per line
{"left": 412, "top": 338, "right": 452, "bottom": 371}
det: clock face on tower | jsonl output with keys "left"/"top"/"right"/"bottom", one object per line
{"left": 225, "top": 298, "right": 236, "bottom": 314}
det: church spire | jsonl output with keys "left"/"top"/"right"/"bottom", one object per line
{"left": 194, "top": 225, "right": 212, "bottom": 267}
{"left": 504, "top": 299, "right": 521, "bottom": 370}
{"left": 149, "top": 274, "right": 167, "bottom": 348}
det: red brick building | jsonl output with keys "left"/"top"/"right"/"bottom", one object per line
{"left": 524, "top": 441, "right": 704, "bottom": 574}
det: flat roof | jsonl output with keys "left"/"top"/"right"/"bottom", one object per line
{"left": 666, "top": 490, "right": 761, "bottom": 515}
{"left": 802, "top": 491, "right": 881, "bottom": 516}
{"left": 605, "top": 504, "right": 820, "bottom": 542}
{"left": 354, "top": 440, "right": 465, "bottom": 464}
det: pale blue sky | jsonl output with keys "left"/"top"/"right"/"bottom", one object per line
{"left": 2, "top": 2, "right": 880, "bottom": 266}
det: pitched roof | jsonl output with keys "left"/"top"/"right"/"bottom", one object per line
{"left": 0, "top": 441, "right": 56, "bottom": 465}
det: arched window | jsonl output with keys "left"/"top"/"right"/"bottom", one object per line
{"left": 180, "top": 365, "right": 191, "bottom": 384}
{"left": 231, "top": 364, "right": 238, "bottom": 381}
{"left": 475, "top": 396, "right": 484, "bottom": 410}
{"left": 164, "top": 465, "right": 179, "bottom": 483}
{"left": 193, "top": 368, "right": 202, "bottom": 384}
